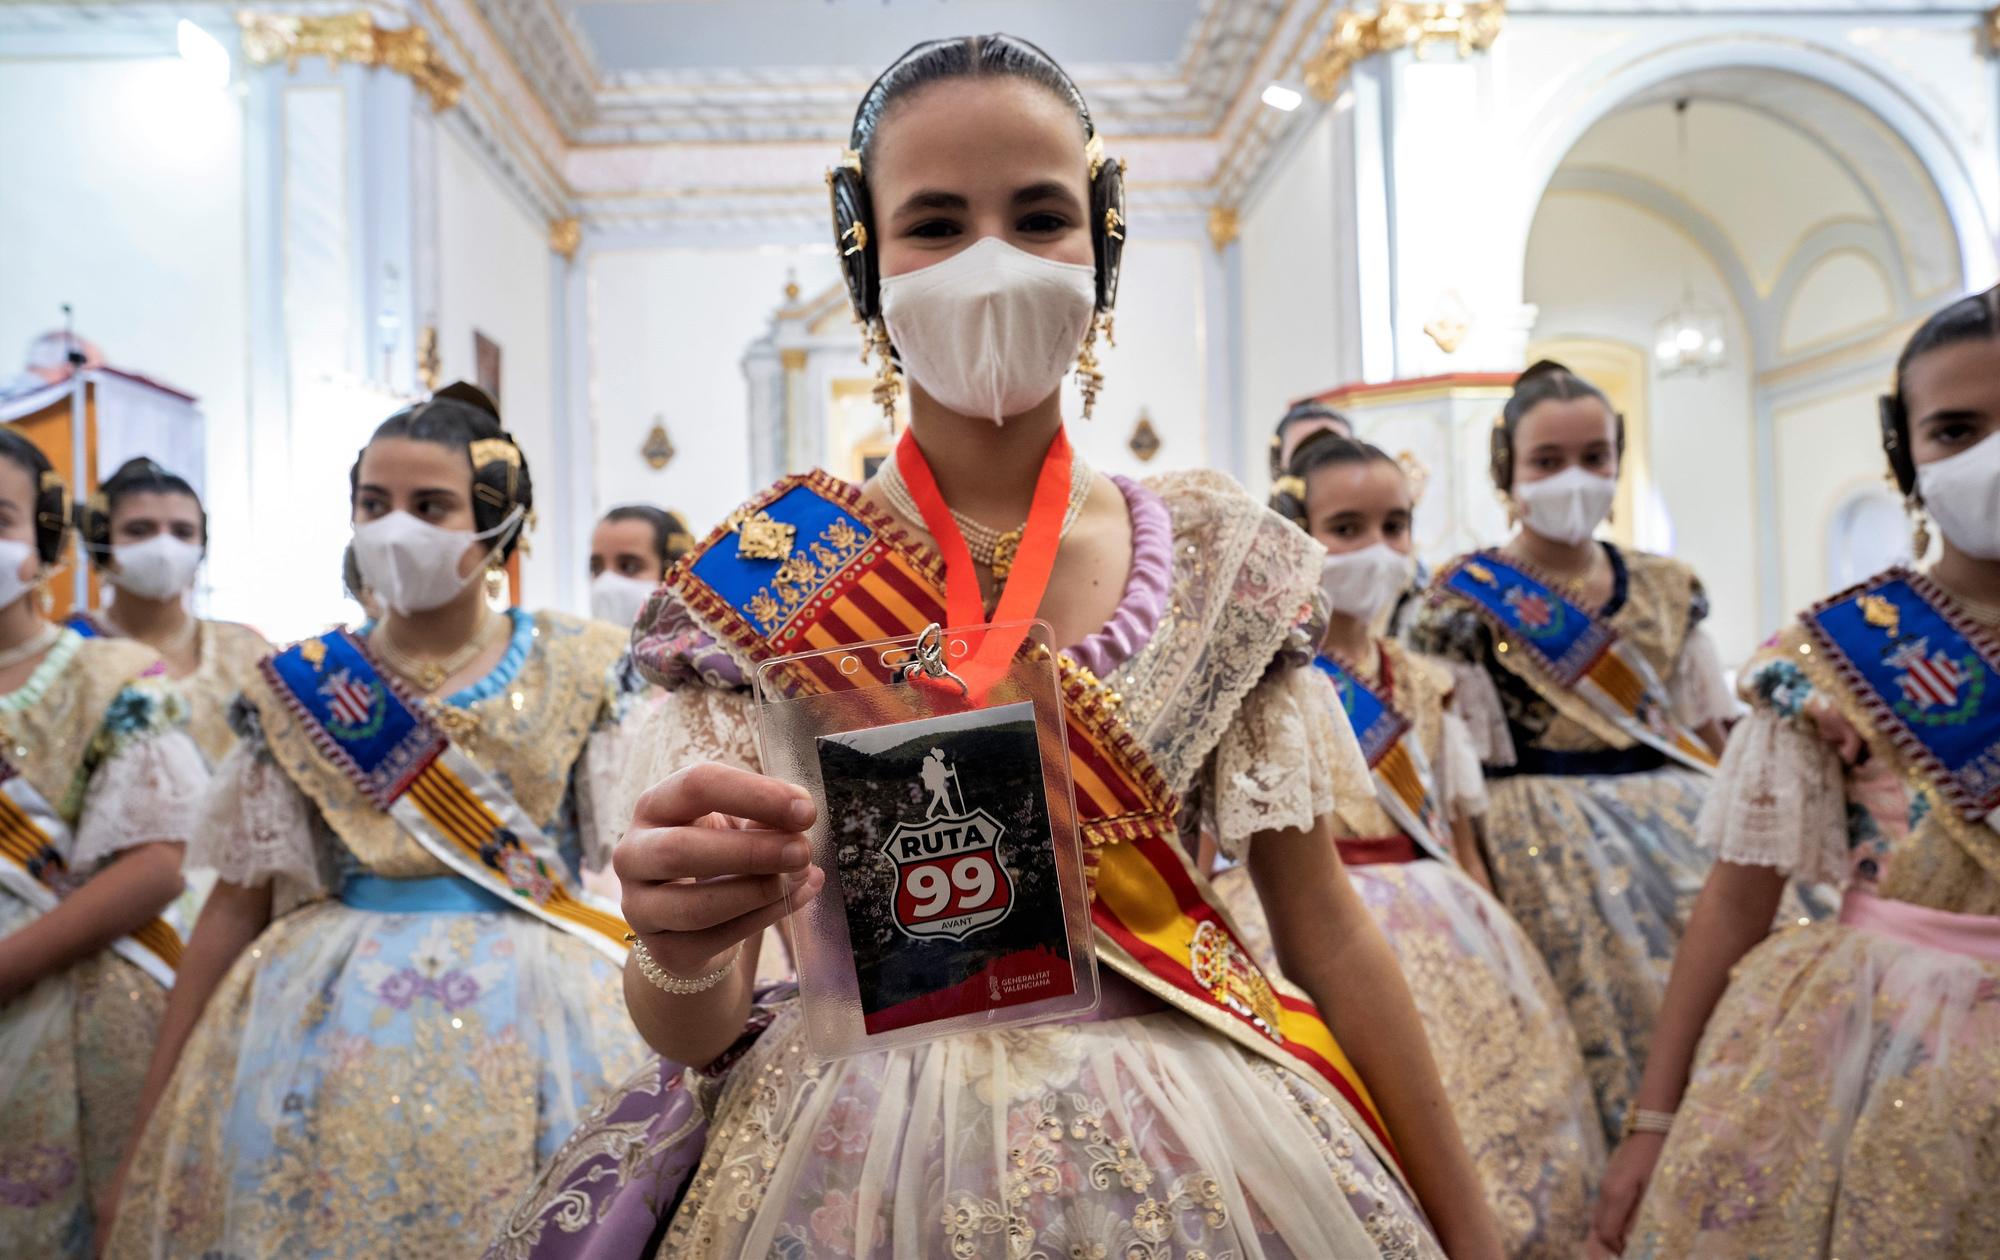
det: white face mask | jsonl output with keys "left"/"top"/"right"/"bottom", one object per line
{"left": 1918, "top": 431, "right": 2000, "bottom": 560}
{"left": 0, "top": 539, "right": 33, "bottom": 612}
{"left": 590, "top": 571, "right": 656, "bottom": 629}
{"left": 1515, "top": 467, "right": 1616, "bottom": 546}
{"left": 352, "top": 508, "right": 522, "bottom": 616}
{"left": 1318, "top": 544, "right": 1414, "bottom": 621}
{"left": 879, "top": 236, "right": 1098, "bottom": 425}
{"left": 108, "top": 535, "right": 203, "bottom": 600}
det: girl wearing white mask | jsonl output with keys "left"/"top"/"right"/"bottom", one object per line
{"left": 71, "top": 457, "right": 270, "bottom": 764}
{"left": 104, "top": 384, "right": 649, "bottom": 1258}
{"left": 1411, "top": 360, "right": 1754, "bottom": 1148}
{"left": 1593, "top": 286, "right": 2000, "bottom": 1258}
{"left": 588, "top": 504, "right": 690, "bottom": 631}
{"left": 1222, "top": 431, "right": 1603, "bottom": 1259}
{"left": 0, "top": 431, "right": 208, "bottom": 1259}
{"left": 501, "top": 34, "right": 1500, "bottom": 1260}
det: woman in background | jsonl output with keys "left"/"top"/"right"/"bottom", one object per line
{"left": 1410, "top": 361, "right": 1739, "bottom": 1142}
{"left": 1592, "top": 286, "right": 2000, "bottom": 1258}
{"left": 588, "top": 504, "right": 692, "bottom": 631}
{"left": 104, "top": 384, "right": 649, "bottom": 1258}
{"left": 69, "top": 457, "right": 269, "bottom": 765}
{"left": 0, "top": 432, "right": 206, "bottom": 1258}
{"left": 1224, "top": 430, "right": 1604, "bottom": 1258}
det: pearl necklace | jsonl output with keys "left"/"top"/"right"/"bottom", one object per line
{"left": 876, "top": 450, "right": 1095, "bottom": 580}
{"left": 0, "top": 622, "right": 61, "bottom": 671}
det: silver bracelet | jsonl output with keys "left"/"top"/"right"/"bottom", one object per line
{"left": 625, "top": 933, "right": 741, "bottom": 995}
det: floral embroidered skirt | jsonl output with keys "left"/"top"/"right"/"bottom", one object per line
{"left": 1480, "top": 768, "right": 1713, "bottom": 1142}
{"left": 661, "top": 1002, "right": 1441, "bottom": 1260}
{"left": 0, "top": 895, "right": 166, "bottom": 1258}
{"left": 105, "top": 897, "right": 647, "bottom": 1259}
{"left": 1218, "top": 860, "right": 1604, "bottom": 1260}
{"left": 1627, "top": 918, "right": 2000, "bottom": 1258}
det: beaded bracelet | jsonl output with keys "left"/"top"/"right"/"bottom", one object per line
{"left": 625, "top": 933, "right": 741, "bottom": 995}
{"left": 1623, "top": 1107, "right": 1676, "bottom": 1139}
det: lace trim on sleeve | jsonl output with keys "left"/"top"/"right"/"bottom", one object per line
{"left": 1437, "top": 712, "right": 1489, "bottom": 821}
{"left": 1695, "top": 707, "right": 1849, "bottom": 885}
{"left": 71, "top": 729, "right": 210, "bottom": 869}
{"left": 1670, "top": 625, "right": 1737, "bottom": 730}
{"left": 611, "top": 685, "right": 763, "bottom": 847}
{"left": 188, "top": 736, "right": 328, "bottom": 898}
{"left": 576, "top": 718, "right": 630, "bottom": 874}
{"left": 1442, "top": 660, "right": 1516, "bottom": 769}
{"left": 1205, "top": 665, "right": 1365, "bottom": 861}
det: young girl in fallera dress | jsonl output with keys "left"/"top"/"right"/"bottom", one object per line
{"left": 69, "top": 457, "right": 271, "bottom": 765}
{"left": 1218, "top": 432, "right": 1603, "bottom": 1259}
{"left": 1409, "top": 362, "right": 1743, "bottom": 1143}
{"left": 494, "top": 34, "right": 1502, "bottom": 1260}
{"left": 1591, "top": 286, "right": 2000, "bottom": 1258}
{"left": 0, "top": 432, "right": 208, "bottom": 1258}
{"left": 104, "top": 385, "right": 650, "bottom": 1258}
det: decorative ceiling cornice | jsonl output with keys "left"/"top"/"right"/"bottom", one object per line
{"left": 238, "top": 10, "right": 464, "bottom": 111}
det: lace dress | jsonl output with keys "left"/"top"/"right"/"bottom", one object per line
{"left": 0, "top": 632, "right": 208, "bottom": 1258}
{"left": 1626, "top": 613, "right": 2000, "bottom": 1257}
{"left": 1216, "top": 639, "right": 1604, "bottom": 1259}
{"left": 492, "top": 472, "right": 1443, "bottom": 1260}
{"left": 1410, "top": 546, "right": 1746, "bottom": 1142}
{"left": 106, "top": 611, "right": 652, "bottom": 1259}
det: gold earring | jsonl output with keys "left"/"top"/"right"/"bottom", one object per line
{"left": 1497, "top": 489, "right": 1521, "bottom": 530}
{"left": 1075, "top": 312, "right": 1113, "bottom": 420}
{"left": 484, "top": 564, "right": 509, "bottom": 607}
{"left": 1908, "top": 496, "right": 1932, "bottom": 558}
{"left": 864, "top": 319, "right": 901, "bottom": 429}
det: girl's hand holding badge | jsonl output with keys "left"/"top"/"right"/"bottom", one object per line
{"left": 612, "top": 763, "right": 824, "bottom": 1066}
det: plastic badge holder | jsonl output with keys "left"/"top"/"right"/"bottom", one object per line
{"left": 754, "top": 620, "right": 1098, "bottom": 1059}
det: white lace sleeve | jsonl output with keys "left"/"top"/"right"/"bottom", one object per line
{"left": 1670, "top": 625, "right": 1737, "bottom": 729}
{"left": 1437, "top": 712, "right": 1489, "bottom": 821}
{"left": 188, "top": 739, "right": 328, "bottom": 899}
{"left": 1205, "top": 665, "right": 1365, "bottom": 861}
{"left": 71, "top": 729, "right": 209, "bottom": 870}
{"left": 612, "top": 685, "right": 763, "bottom": 843}
{"left": 1695, "top": 707, "right": 1849, "bottom": 885}
{"left": 576, "top": 718, "right": 631, "bottom": 874}
{"left": 1444, "top": 660, "right": 1516, "bottom": 769}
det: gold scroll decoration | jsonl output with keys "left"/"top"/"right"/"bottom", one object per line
{"left": 238, "top": 12, "right": 465, "bottom": 113}
{"left": 1304, "top": 2, "right": 1506, "bottom": 102}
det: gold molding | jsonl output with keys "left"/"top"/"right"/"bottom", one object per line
{"left": 1303, "top": 1, "right": 1506, "bottom": 102}
{"left": 239, "top": 12, "right": 464, "bottom": 113}
{"left": 779, "top": 347, "right": 809, "bottom": 371}
{"left": 548, "top": 215, "right": 581, "bottom": 260}
{"left": 1207, "top": 206, "right": 1241, "bottom": 253}
{"left": 1986, "top": 6, "right": 1999, "bottom": 54}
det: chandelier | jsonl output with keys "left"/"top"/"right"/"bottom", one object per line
{"left": 1653, "top": 98, "right": 1728, "bottom": 378}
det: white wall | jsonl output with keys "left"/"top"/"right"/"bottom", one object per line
{"left": 1062, "top": 238, "right": 1210, "bottom": 481}
{"left": 1524, "top": 190, "right": 1762, "bottom": 662}
{"left": 1773, "top": 381, "right": 1888, "bottom": 620}
{"left": 1240, "top": 112, "right": 1340, "bottom": 469}
{"left": 0, "top": 56, "right": 247, "bottom": 600}
{"left": 435, "top": 126, "right": 558, "bottom": 605}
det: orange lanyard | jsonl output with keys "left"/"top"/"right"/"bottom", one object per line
{"left": 893, "top": 425, "right": 1074, "bottom": 701}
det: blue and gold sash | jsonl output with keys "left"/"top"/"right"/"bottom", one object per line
{"left": 260, "top": 630, "right": 630, "bottom": 960}
{"left": 1311, "top": 655, "right": 1452, "bottom": 861}
{"left": 1802, "top": 567, "right": 2000, "bottom": 830}
{"left": 666, "top": 471, "right": 1405, "bottom": 1176}
{"left": 64, "top": 612, "right": 102, "bottom": 638}
{"left": 1437, "top": 551, "right": 1718, "bottom": 774}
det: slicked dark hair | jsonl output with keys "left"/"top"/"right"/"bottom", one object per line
{"left": 348, "top": 381, "right": 532, "bottom": 561}
{"left": 1491, "top": 359, "right": 1623, "bottom": 492}
{"left": 1881, "top": 283, "right": 2000, "bottom": 494}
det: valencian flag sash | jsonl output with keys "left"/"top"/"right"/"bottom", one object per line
{"left": 667, "top": 470, "right": 1403, "bottom": 1174}
{"left": 1312, "top": 654, "right": 1453, "bottom": 862}
{"left": 0, "top": 753, "right": 182, "bottom": 984}
{"left": 260, "top": 631, "right": 631, "bottom": 962}
{"left": 1800, "top": 566, "right": 2000, "bottom": 833}
{"left": 1436, "top": 550, "right": 1718, "bottom": 773}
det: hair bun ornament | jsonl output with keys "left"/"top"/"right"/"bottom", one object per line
{"left": 433, "top": 380, "right": 502, "bottom": 419}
